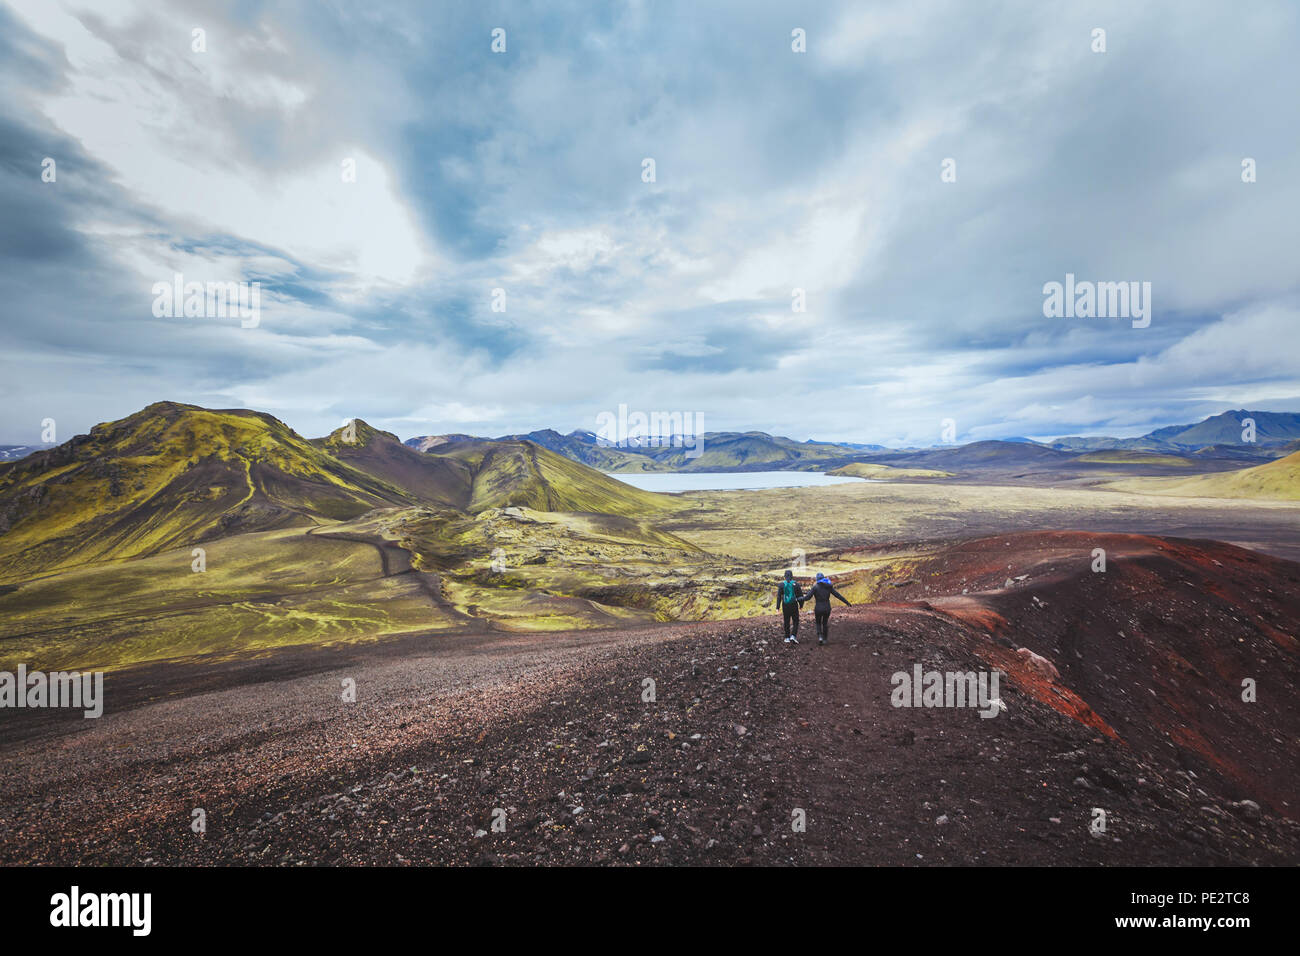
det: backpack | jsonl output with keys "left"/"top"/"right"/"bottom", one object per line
{"left": 782, "top": 580, "right": 797, "bottom": 604}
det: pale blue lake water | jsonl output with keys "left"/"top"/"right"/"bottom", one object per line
{"left": 607, "top": 470, "right": 870, "bottom": 492}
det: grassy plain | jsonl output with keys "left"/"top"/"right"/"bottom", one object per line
{"left": 6, "top": 476, "right": 1297, "bottom": 672}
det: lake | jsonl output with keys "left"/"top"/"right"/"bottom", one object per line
{"left": 607, "top": 470, "right": 870, "bottom": 492}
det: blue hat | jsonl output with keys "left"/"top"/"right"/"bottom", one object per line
{"left": 816, "top": 572, "right": 828, "bottom": 582}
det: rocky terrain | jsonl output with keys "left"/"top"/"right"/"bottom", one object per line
{"left": 1, "top": 531, "right": 1295, "bottom": 866}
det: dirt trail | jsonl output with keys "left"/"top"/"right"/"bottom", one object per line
{"left": 0, "top": 531, "right": 1295, "bottom": 866}
{"left": 305, "top": 525, "right": 471, "bottom": 624}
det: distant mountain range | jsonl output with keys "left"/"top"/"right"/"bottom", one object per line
{"left": 0, "top": 445, "right": 40, "bottom": 462}
{"left": 1049, "top": 410, "right": 1300, "bottom": 452}
{"left": 403, "top": 428, "right": 885, "bottom": 473}
{"left": 4, "top": 409, "right": 1295, "bottom": 470}
{"left": 5, "top": 401, "right": 1298, "bottom": 585}
{"left": 403, "top": 408, "right": 1300, "bottom": 474}
{"left": 5, "top": 403, "right": 1294, "bottom": 494}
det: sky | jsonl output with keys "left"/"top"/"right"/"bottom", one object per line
{"left": 1, "top": 0, "right": 1298, "bottom": 447}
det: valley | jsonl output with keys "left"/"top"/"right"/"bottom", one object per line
{"left": 2, "top": 402, "right": 1298, "bottom": 673}
{"left": 0, "top": 401, "right": 1297, "bottom": 867}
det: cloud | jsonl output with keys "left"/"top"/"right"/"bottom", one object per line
{"left": 0, "top": 0, "right": 1298, "bottom": 447}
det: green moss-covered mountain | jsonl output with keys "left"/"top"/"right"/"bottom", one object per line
{"left": 420, "top": 438, "right": 672, "bottom": 514}
{"left": 0, "top": 403, "right": 669, "bottom": 583}
{"left": 0, "top": 403, "right": 411, "bottom": 580}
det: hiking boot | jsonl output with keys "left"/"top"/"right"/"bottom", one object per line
{"left": 788, "top": 636, "right": 799, "bottom": 645}
{"left": 818, "top": 636, "right": 826, "bottom": 645}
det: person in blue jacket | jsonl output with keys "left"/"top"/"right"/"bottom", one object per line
{"left": 804, "top": 571, "right": 851, "bottom": 645}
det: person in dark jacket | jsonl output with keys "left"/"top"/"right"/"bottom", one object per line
{"left": 805, "top": 571, "right": 850, "bottom": 645}
{"left": 775, "top": 569, "right": 806, "bottom": 644}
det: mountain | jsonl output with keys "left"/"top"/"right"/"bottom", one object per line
{"left": 356, "top": 408, "right": 1300, "bottom": 472}
{"left": 1050, "top": 410, "right": 1300, "bottom": 454}
{"left": 862, "top": 440, "right": 1075, "bottom": 472}
{"left": 420, "top": 438, "right": 671, "bottom": 515}
{"left": 404, "top": 433, "right": 479, "bottom": 453}
{"left": 0, "top": 404, "right": 672, "bottom": 583}
{"left": 628, "top": 431, "right": 860, "bottom": 472}
{"left": 406, "top": 428, "right": 885, "bottom": 473}
{"left": 828, "top": 441, "right": 889, "bottom": 451}
{"left": 496, "top": 429, "right": 661, "bottom": 472}
{"left": 0, "top": 402, "right": 425, "bottom": 581}
{"left": 0, "top": 445, "right": 40, "bottom": 462}
{"left": 1048, "top": 435, "right": 1185, "bottom": 452}
{"left": 312, "top": 420, "right": 470, "bottom": 509}
{"left": 404, "top": 428, "right": 863, "bottom": 473}
{"left": 399, "top": 412, "right": 1300, "bottom": 473}
{"left": 1147, "top": 409, "right": 1300, "bottom": 447}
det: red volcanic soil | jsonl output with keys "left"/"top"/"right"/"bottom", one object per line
{"left": 0, "top": 531, "right": 1296, "bottom": 866}
{"left": 881, "top": 531, "right": 1300, "bottom": 820}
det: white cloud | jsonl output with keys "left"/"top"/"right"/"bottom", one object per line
{"left": 10, "top": 0, "right": 429, "bottom": 285}
{"left": 2, "top": 0, "right": 1298, "bottom": 446}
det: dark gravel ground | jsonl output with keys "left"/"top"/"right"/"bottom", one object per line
{"left": 1, "top": 534, "right": 1296, "bottom": 867}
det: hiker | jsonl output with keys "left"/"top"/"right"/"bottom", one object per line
{"left": 805, "top": 571, "right": 851, "bottom": 645}
{"left": 775, "top": 569, "right": 806, "bottom": 644}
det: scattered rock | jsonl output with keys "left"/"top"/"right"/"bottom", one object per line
{"left": 1232, "top": 800, "right": 1261, "bottom": 822}
{"left": 1016, "top": 647, "right": 1061, "bottom": 681}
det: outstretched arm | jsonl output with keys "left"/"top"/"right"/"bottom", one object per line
{"left": 831, "top": 586, "right": 851, "bottom": 606}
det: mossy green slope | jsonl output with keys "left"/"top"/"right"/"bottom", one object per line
{"left": 0, "top": 403, "right": 422, "bottom": 582}
{"left": 1107, "top": 451, "right": 1300, "bottom": 500}
{"left": 0, "top": 404, "right": 677, "bottom": 583}
{"left": 424, "top": 439, "right": 673, "bottom": 516}
{"left": 0, "top": 519, "right": 464, "bottom": 672}
{"left": 827, "top": 462, "right": 955, "bottom": 480}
